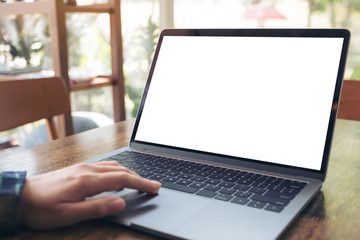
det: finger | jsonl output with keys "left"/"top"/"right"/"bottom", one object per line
{"left": 94, "top": 161, "right": 122, "bottom": 167}
{"left": 92, "top": 164, "right": 135, "bottom": 174}
{"left": 56, "top": 197, "right": 126, "bottom": 228}
{"left": 78, "top": 172, "right": 161, "bottom": 196}
{"left": 93, "top": 165, "right": 142, "bottom": 178}
{"left": 79, "top": 162, "right": 138, "bottom": 176}
{"left": 114, "top": 174, "right": 162, "bottom": 194}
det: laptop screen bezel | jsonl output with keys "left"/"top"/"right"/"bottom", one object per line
{"left": 129, "top": 28, "right": 350, "bottom": 180}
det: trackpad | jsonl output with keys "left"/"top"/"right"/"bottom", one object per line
{"left": 107, "top": 188, "right": 212, "bottom": 232}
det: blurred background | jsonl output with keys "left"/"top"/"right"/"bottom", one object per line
{"left": 1, "top": 0, "right": 359, "bottom": 147}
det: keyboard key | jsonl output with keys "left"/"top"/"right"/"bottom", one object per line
{"left": 162, "top": 177, "right": 179, "bottom": 183}
{"left": 196, "top": 190, "right": 217, "bottom": 198}
{"left": 251, "top": 175, "right": 268, "bottom": 183}
{"left": 280, "top": 180, "right": 307, "bottom": 189}
{"left": 265, "top": 190, "right": 295, "bottom": 200}
{"left": 153, "top": 168, "right": 169, "bottom": 174}
{"left": 171, "top": 166, "right": 186, "bottom": 172}
{"left": 167, "top": 171, "right": 181, "bottom": 177}
{"left": 143, "top": 166, "right": 156, "bottom": 172}
{"left": 233, "top": 184, "right": 251, "bottom": 191}
{"left": 237, "top": 171, "right": 249, "bottom": 177}
{"left": 265, "top": 204, "right": 284, "bottom": 213}
{"left": 198, "top": 166, "right": 213, "bottom": 172}
{"left": 266, "top": 178, "right": 282, "bottom": 185}
{"left": 205, "top": 179, "right": 221, "bottom": 185}
{"left": 208, "top": 174, "right": 225, "bottom": 180}
{"left": 204, "top": 185, "right": 221, "bottom": 192}
{"left": 179, "top": 173, "right": 194, "bottom": 179}
{"left": 250, "top": 194, "right": 290, "bottom": 206}
{"left": 293, "top": 181, "right": 307, "bottom": 188}
{"left": 189, "top": 182, "right": 207, "bottom": 188}
{"left": 267, "top": 184, "right": 284, "bottom": 192}
{"left": 195, "top": 171, "right": 211, "bottom": 177}
{"left": 182, "top": 168, "right": 199, "bottom": 174}
{"left": 176, "top": 179, "right": 193, "bottom": 186}
{"left": 249, "top": 187, "right": 266, "bottom": 194}
{"left": 218, "top": 188, "right": 236, "bottom": 195}
{"left": 219, "top": 181, "right": 236, "bottom": 188}
{"left": 215, "top": 194, "right": 233, "bottom": 201}
{"left": 186, "top": 162, "right": 201, "bottom": 169}
{"left": 109, "top": 155, "right": 129, "bottom": 161}
{"left": 247, "top": 200, "right": 266, "bottom": 209}
{"left": 231, "top": 197, "right": 249, "bottom": 205}
{"left": 222, "top": 176, "right": 239, "bottom": 182}
{"left": 147, "top": 162, "right": 160, "bottom": 167}
{"left": 282, "top": 187, "right": 301, "bottom": 195}
{"left": 243, "top": 173, "right": 254, "bottom": 179}
{"left": 234, "top": 190, "right": 252, "bottom": 198}
{"left": 161, "top": 182, "right": 199, "bottom": 194}
{"left": 223, "top": 169, "right": 237, "bottom": 176}
{"left": 157, "top": 164, "right": 173, "bottom": 169}
{"left": 256, "top": 183, "right": 269, "bottom": 189}
{"left": 130, "top": 166, "right": 141, "bottom": 172}
{"left": 140, "top": 171, "right": 154, "bottom": 178}
{"left": 117, "top": 151, "right": 131, "bottom": 156}
{"left": 191, "top": 176, "right": 207, "bottom": 182}
{"left": 236, "top": 179, "right": 254, "bottom": 185}
{"left": 149, "top": 174, "right": 166, "bottom": 181}
{"left": 211, "top": 167, "right": 226, "bottom": 174}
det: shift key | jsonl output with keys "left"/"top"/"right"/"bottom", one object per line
{"left": 250, "top": 194, "right": 290, "bottom": 206}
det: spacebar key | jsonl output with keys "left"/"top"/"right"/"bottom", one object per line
{"left": 161, "top": 181, "right": 199, "bottom": 194}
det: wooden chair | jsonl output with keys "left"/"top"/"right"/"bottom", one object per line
{"left": 0, "top": 77, "right": 73, "bottom": 140}
{"left": 338, "top": 80, "right": 360, "bottom": 121}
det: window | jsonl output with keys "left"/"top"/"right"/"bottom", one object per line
{"left": 121, "top": 0, "right": 160, "bottom": 117}
{"left": 171, "top": 0, "right": 359, "bottom": 80}
{"left": 124, "top": 0, "right": 359, "bottom": 118}
{"left": 0, "top": 13, "right": 49, "bottom": 73}
{"left": 66, "top": 12, "right": 114, "bottom": 119}
{"left": 1, "top": 0, "right": 358, "bottom": 148}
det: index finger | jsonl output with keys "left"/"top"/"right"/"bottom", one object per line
{"left": 77, "top": 172, "right": 162, "bottom": 197}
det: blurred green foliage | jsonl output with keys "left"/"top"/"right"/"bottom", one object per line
{"left": 125, "top": 16, "right": 159, "bottom": 117}
{"left": 0, "top": 15, "right": 46, "bottom": 67}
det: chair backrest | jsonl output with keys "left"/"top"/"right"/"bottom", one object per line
{"left": 0, "top": 77, "right": 72, "bottom": 140}
{"left": 338, "top": 80, "right": 360, "bottom": 121}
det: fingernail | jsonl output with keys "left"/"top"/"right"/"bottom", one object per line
{"left": 110, "top": 198, "right": 125, "bottom": 212}
{"left": 151, "top": 180, "right": 162, "bottom": 188}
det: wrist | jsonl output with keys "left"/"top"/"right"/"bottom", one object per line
{"left": 0, "top": 171, "right": 27, "bottom": 236}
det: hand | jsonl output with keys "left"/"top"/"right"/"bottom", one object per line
{"left": 18, "top": 161, "right": 161, "bottom": 230}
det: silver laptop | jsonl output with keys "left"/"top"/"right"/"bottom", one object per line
{"left": 87, "top": 29, "right": 350, "bottom": 240}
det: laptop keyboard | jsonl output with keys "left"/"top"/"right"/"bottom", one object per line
{"left": 104, "top": 151, "right": 307, "bottom": 213}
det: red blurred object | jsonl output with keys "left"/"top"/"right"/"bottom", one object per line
{"left": 243, "top": 6, "right": 286, "bottom": 27}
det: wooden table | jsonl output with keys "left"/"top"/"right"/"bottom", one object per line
{"left": 1, "top": 119, "right": 360, "bottom": 240}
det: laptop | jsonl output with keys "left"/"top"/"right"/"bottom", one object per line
{"left": 87, "top": 29, "right": 350, "bottom": 240}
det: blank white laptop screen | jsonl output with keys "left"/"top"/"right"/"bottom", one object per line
{"left": 134, "top": 36, "right": 344, "bottom": 171}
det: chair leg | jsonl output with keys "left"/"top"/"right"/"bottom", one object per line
{"left": 46, "top": 117, "right": 58, "bottom": 140}
{"left": 56, "top": 113, "right": 73, "bottom": 138}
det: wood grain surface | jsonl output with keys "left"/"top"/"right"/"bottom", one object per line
{"left": 1, "top": 119, "right": 359, "bottom": 240}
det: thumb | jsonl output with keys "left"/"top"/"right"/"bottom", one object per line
{"left": 59, "top": 197, "right": 126, "bottom": 227}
